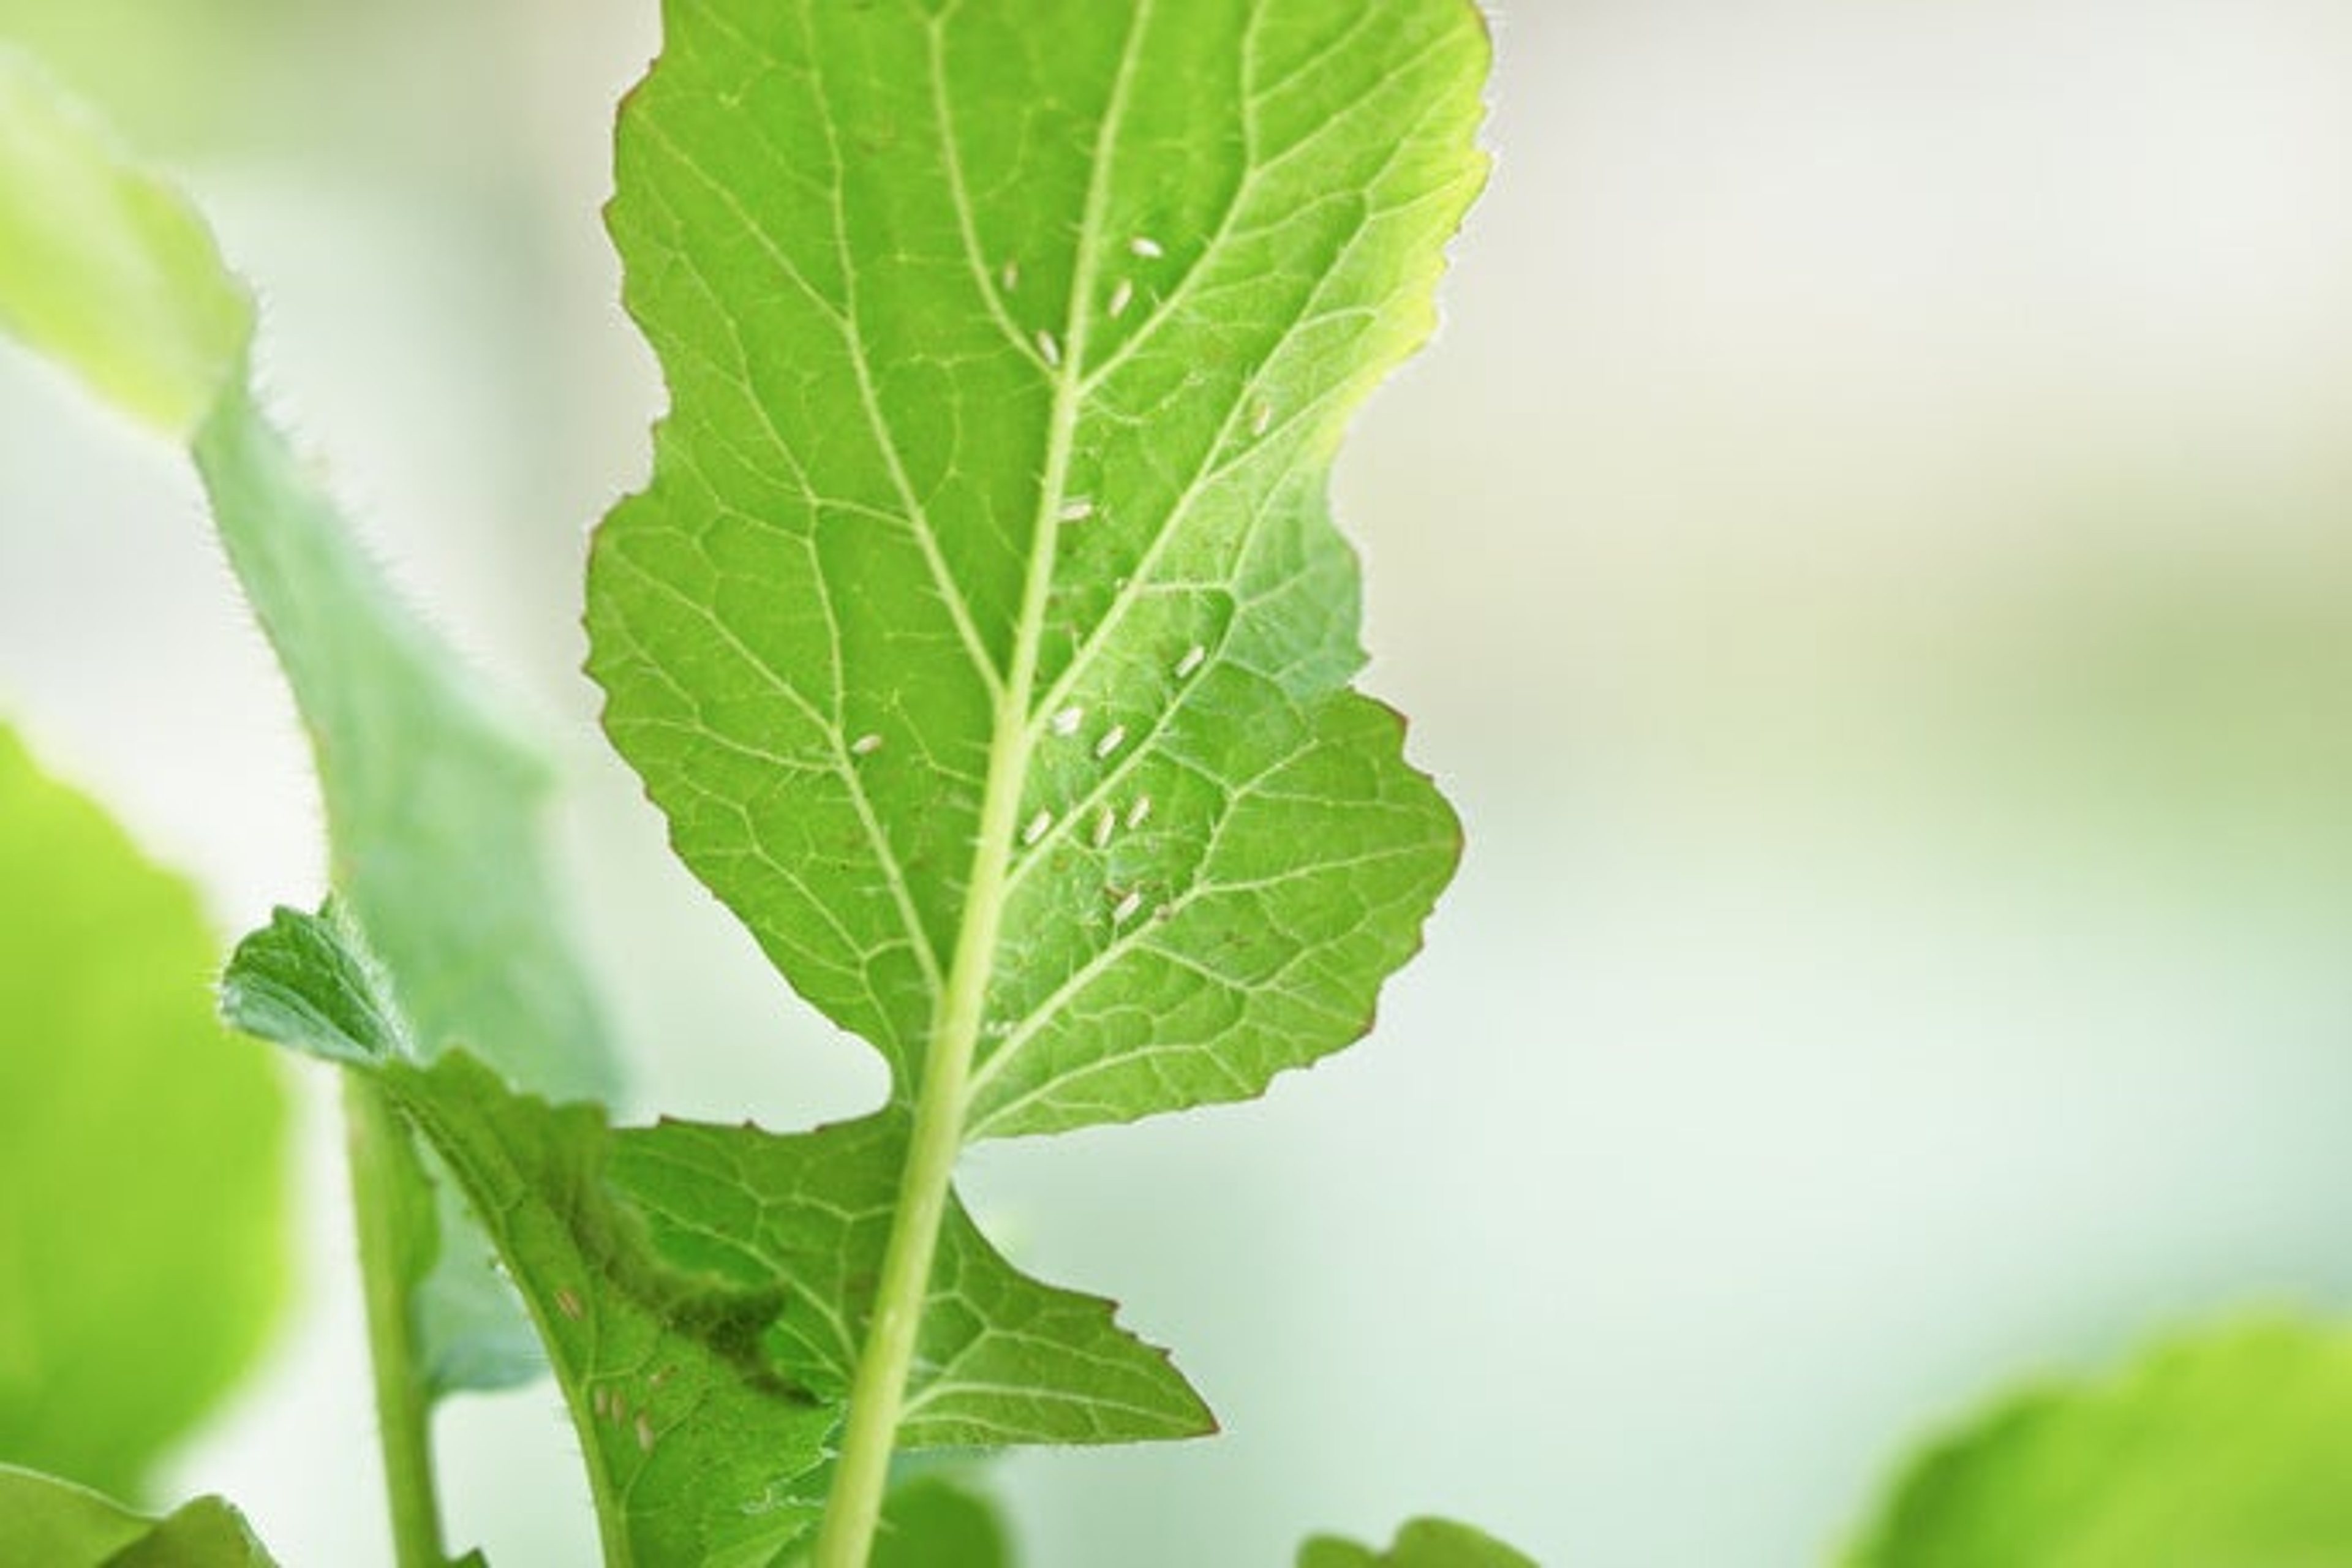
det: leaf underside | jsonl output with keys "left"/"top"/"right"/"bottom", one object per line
{"left": 227, "top": 907, "right": 1205, "bottom": 1563}
{"left": 591, "top": 0, "right": 1485, "bottom": 1137}
{"left": 1849, "top": 1318, "right": 2352, "bottom": 1567}
{"left": 582, "top": 0, "right": 1487, "bottom": 1539}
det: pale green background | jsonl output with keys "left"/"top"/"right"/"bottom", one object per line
{"left": 5, "top": 2, "right": 2352, "bottom": 1562}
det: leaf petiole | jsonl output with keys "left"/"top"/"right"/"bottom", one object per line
{"left": 343, "top": 1074, "right": 451, "bottom": 1568}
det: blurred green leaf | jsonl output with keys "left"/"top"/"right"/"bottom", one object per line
{"left": 0, "top": 45, "right": 250, "bottom": 434}
{"left": 869, "top": 1472, "right": 1011, "bottom": 1568}
{"left": 0, "top": 723, "right": 287, "bottom": 1498}
{"left": 0, "top": 1464, "right": 278, "bottom": 1567}
{"left": 229, "top": 903, "right": 1204, "bottom": 1561}
{"left": 1299, "top": 1516, "right": 1540, "bottom": 1568}
{"left": 0, "top": 50, "right": 620, "bottom": 1403}
{"left": 1850, "top": 1318, "right": 2352, "bottom": 1567}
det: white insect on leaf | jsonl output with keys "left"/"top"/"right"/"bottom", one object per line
{"left": 1036, "top": 328, "right": 1061, "bottom": 368}
{"left": 1021, "top": 809, "right": 1054, "bottom": 847}
{"left": 1172, "top": 644, "right": 1206, "bottom": 680}
{"left": 1093, "top": 723, "right": 1128, "bottom": 759}
{"left": 1000, "top": 258, "right": 1019, "bottom": 292}
{"left": 1110, "top": 888, "right": 1144, "bottom": 925}
{"left": 1050, "top": 705, "right": 1085, "bottom": 737}
{"left": 1091, "top": 807, "right": 1115, "bottom": 849}
{"left": 1107, "top": 278, "right": 1134, "bottom": 318}
{"left": 850, "top": 732, "right": 884, "bottom": 756}
{"left": 1128, "top": 235, "right": 1164, "bottom": 259}
{"left": 1058, "top": 497, "right": 1096, "bottom": 523}
{"left": 1250, "top": 401, "right": 1273, "bottom": 437}
{"left": 1126, "top": 794, "right": 1152, "bottom": 829}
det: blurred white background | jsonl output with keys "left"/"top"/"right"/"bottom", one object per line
{"left": 6, "top": 1, "right": 2352, "bottom": 1562}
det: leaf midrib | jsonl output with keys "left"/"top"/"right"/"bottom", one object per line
{"left": 809, "top": 4, "right": 1155, "bottom": 1558}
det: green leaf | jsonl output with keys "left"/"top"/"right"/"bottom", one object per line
{"left": 0, "top": 50, "right": 620, "bottom": 1401}
{"left": 229, "top": 903, "right": 1200, "bottom": 1561}
{"left": 594, "top": 0, "right": 1480, "bottom": 1137}
{"left": 190, "top": 298, "right": 620, "bottom": 1406}
{"left": 869, "top": 1472, "right": 1011, "bottom": 1568}
{"left": 217, "top": 900, "right": 413, "bottom": 1068}
{"left": 190, "top": 379, "right": 617, "bottom": 1105}
{"left": 591, "top": 0, "right": 1485, "bottom": 1542}
{"left": 779, "top": 1469, "right": 1012, "bottom": 1568}
{"left": 1848, "top": 1317, "right": 2352, "bottom": 1567}
{"left": 1298, "top": 1517, "right": 1540, "bottom": 1568}
{"left": 0, "top": 1465, "right": 279, "bottom": 1567}
{"left": 224, "top": 912, "right": 830, "bottom": 1559}
{"left": 0, "top": 723, "right": 288, "bottom": 1498}
{"left": 0, "top": 46, "right": 250, "bottom": 435}
{"left": 386, "top": 1053, "right": 839, "bottom": 1567}
{"left": 611, "top": 1112, "right": 1212, "bottom": 1447}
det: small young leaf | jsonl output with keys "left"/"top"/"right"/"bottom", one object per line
{"left": 0, "top": 1465, "right": 279, "bottom": 1567}
{"left": 0, "top": 723, "right": 288, "bottom": 1498}
{"left": 1848, "top": 1317, "right": 2352, "bottom": 1567}
{"left": 1298, "top": 1517, "right": 1540, "bottom": 1568}
{"left": 217, "top": 900, "right": 412, "bottom": 1068}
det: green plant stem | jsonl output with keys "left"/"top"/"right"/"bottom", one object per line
{"left": 812, "top": 666, "right": 1041, "bottom": 1562}
{"left": 809, "top": 17, "right": 1142, "bottom": 1560}
{"left": 344, "top": 1072, "right": 448, "bottom": 1568}
{"left": 807, "top": 872, "right": 993, "bottom": 1567}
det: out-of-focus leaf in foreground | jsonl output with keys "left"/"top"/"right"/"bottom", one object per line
{"left": 0, "top": 47, "right": 247, "bottom": 434}
{"left": 1298, "top": 1517, "right": 1540, "bottom": 1568}
{"left": 0, "top": 1465, "right": 278, "bottom": 1567}
{"left": 0, "top": 723, "right": 287, "bottom": 1499}
{"left": 1849, "top": 1318, "right": 2352, "bottom": 1567}
{"left": 0, "top": 45, "right": 618, "bottom": 1400}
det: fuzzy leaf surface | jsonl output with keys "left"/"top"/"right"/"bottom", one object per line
{"left": 1849, "top": 1318, "right": 2352, "bottom": 1567}
{"left": 591, "top": 0, "right": 1484, "bottom": 1137}
{"left": 0, "top": 724, "right": 287, "bottom": 1498}
{"left": 0, "top": 53, "right": 619, "bottom": 1400}
{"left": 1297, "top": 1518, "right": 1539, "bottom": 1568}
{"left": 0, "top": 1466, "right": 278, "bottom": 1567}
